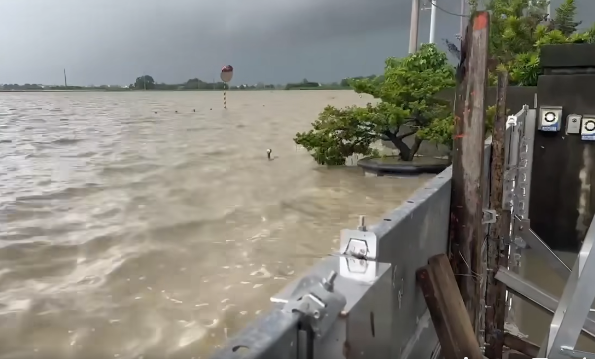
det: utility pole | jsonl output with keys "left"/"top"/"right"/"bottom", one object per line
{"left": 63, "top": 68, "right": 68, "bottom": 87}
{"left": 547, "top": 3, "right": 551, "bottom": 16}
{"left": 409, "top": 0, "right": 420, "bottom": 53}
{"left": 459, "top": 0, "right": 466, "bottom": 38}
{"left": 450, "top": 10, "right": 490, "bottom": 336}
{"left": 429, "top": 0, "right": 437, "bottom": 43}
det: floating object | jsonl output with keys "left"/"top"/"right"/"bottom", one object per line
{"left": 267, "top": 149, "right": 272, "bottom": 160}
{"left": 220, "top": 65, "right": 234, "bottom": 109}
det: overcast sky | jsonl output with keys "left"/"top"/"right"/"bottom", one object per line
{"left": 0, "top": 0, "right": 592, "bottom": 86}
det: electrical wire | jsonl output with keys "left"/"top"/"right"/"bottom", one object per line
{"left": 424, "top": 0, "right": 470, "bottom": 17}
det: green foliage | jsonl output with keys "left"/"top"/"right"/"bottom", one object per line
{"left": 295, "top": 104, "right": 400, "bottom": 165}
{"left": 417, "top": 114, "right": 455, "bottom": 150}
{"left": 554, "top": 0, "right": 581, "bottom": 36}
{"left": 295, "top": 44, "right": 456, "bottom": 164}
{"left": 134, "top": 75, "right": 155, "bottom": 90}
{"left": 485, "top": 0, "right": 595, "bottom": 86}
{"left": 285, "top": 79, "right": 321, "bottom": 90}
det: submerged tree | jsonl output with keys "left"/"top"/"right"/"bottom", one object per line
{"left": 294, "top": 44, "right": 455, "bottom": 165}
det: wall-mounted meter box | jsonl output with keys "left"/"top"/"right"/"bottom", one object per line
{"left": 539, "top": 106, "right": 563, "bottom": 132}
{"left": 581, "top": 115, "right": 595, "bottom": 141}
{"left": 566, "top": 114, "right": 583, "bottom": 134}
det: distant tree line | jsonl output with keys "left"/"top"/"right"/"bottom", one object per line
{"left": 129, "top": 75, "right": 278, "bottom": 91}
{"left": 284, "top": 76, "right": 379, "bottom": 90}
{"left": 1, "top": 74, "right": 377, "bottom": 92}
{"left": 0, "top": 83, "right": 126, "bottom": 91}
{"left": 1, "top": 83, "right": 94, "bottom": 91}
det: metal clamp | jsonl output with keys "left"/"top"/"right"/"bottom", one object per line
{"left": 283, "top": 271, "right": 346, "bottom": 338}
{"left": 482, "top": 209, "right": 498, "bottom": 224}
{"left": 339, "top": 215, "right": 378, "bottom": 260}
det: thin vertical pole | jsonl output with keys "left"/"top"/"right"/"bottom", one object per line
{"left": 224, "top": 83, "right": 227, "bottom": 109}
{"left": 63, "top": 68, "right": 67, "bottom": 87}
{"left": 547, "top": 3, "right": 551, "bottom": 17}
{"left": 460, "top": 0, "right": 466, "bottom": 38}
{"left": 409, "top": 0, "right": 420, "bottom": 53}
{"left": 485, "top": 71, "right": 510, "bottom": 359}
{"left": 429, "top": 0, "right": 437, "bottom": 43}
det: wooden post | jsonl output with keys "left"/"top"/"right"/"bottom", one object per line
{"left": 485, "top": 72, "right": 510, "bottom": 359}
{"left": 449, "top": 11, "right": 491, "bottom": 332}
{"left": 417, "top": 254, "right": 484, "bottom": 359}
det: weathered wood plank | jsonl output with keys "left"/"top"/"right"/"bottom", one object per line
{"left": 417, "top": 254, "right": 483, "bottom": 359}
{"left": 449, "top": 11, "right": 491, "bottom": 332}
{"left": 485, "top": 71, "right": 511, "bottom": 359}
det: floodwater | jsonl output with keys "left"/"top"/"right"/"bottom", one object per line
{"left": 0, "top": 90, "right": 429, "bottom": 359}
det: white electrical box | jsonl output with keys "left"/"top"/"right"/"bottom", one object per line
{"left": 539, "top": 106, "right": 563, "bottom": 132}
{"left": 581, "top": 116, "right": 595, "bottom": 141}
{"left": 566, "top": 114, "right": 583, "bottom": 134}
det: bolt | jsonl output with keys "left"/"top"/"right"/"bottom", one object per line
{"left": 313, "top": 310, "right": 321, "bottom": 319}
{"left": 323, "top": 270, "right": 338, "bottom": 291}
{"left": 358, "top": 215, "right": 366, "bottom": 231}
{"left": 327, "top": 271, "right": 337, "bottom": 286}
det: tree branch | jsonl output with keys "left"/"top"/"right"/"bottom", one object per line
{"left": 397, "top": 130, "right": 417, "bottom": 140}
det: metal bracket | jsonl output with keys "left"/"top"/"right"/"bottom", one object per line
{"left": 502, "top": 114, "right": 521, "bottom": 211}
{"left": 339, "top": 215, "right": 378, "bottom": 260}
{"left": 283, "top": 271, "right": 346, "bottom": 338}
{"left": 482, "top": 209, "right": 498, "bottom": 224}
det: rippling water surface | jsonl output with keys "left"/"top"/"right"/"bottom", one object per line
{"left": 0, "top": 90, "right": 427, "bottom": 359}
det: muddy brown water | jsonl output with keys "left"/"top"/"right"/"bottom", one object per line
{"left": 0, "top": 90, "right": 430, "bottom": 359}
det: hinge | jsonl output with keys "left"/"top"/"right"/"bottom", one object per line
{"left": 482, "top": 209, "right": 498, "bottom": 224}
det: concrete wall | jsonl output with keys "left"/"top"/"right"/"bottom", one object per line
{"left": 530, "top": 74, "right": 595, "bottom": 251}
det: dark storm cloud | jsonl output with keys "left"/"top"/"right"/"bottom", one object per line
{"left": 0, "top": 0, "right": 592, "bottom": 85}
{"left": 224, "top": 0, "right": 414, "bottom": 47}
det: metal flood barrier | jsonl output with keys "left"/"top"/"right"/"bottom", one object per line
{"left": 208, "top": 104, "right": 519, "bottom": 359}
{"left": 209, "top": 101, "right": 595, "bottom": 359}
{"left": 208, "top": 163, "right": 454, "bottom": 359}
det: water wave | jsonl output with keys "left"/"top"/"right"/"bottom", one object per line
{"left": 0, "top": 91, "right": 420, "bottom": 358}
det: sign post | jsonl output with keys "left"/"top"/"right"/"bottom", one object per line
{"left": 220, "top": 65, "right": 234, "bottom": 109}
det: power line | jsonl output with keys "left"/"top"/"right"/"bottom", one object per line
{"left": 423, "top": 0, "right": 470, "bottom": 17}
